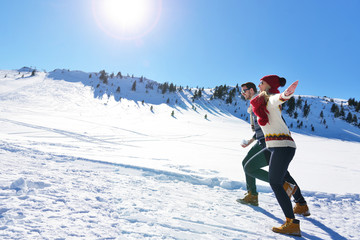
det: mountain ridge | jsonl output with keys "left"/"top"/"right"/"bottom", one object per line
{"left": 2, "top": 67, "right": 360, "bottom": 142}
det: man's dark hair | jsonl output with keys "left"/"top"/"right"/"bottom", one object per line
{"left": 241, "top": 82, "right": 257, "bottom": 92}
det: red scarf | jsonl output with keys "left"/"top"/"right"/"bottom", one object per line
{"left": 250, "top": 95, "right": 269, "bottom": 126}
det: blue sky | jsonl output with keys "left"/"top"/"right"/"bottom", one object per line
{"left": 1, "top": 0, "right": 359, "bottom": 100}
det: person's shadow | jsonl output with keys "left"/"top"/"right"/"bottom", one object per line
{"left": 301, "top": 218, "right": 347, "bottom": 240}
{"left": 250, "top": 206, "right": 347, "bottom": 239}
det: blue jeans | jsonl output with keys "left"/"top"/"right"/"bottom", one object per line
{"left": 268, "top": 147, "right": 296, "bottom": 219}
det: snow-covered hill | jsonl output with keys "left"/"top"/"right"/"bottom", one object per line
{"left": 1, "top": 68, "right": 359, "bottom": 239}
{"left": 43, "top": 68, "right": 360, "bottom": 142}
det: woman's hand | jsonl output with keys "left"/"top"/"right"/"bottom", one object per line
{"left": 284, "top": 80, "right": 299, "bottom": 97}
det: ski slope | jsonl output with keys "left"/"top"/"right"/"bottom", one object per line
{"left": 0, "top": 69, "right": 359, "bottom": 239}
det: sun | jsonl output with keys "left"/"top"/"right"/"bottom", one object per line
{"left": 92, "top": 0, "right": 162, "bottom": 40}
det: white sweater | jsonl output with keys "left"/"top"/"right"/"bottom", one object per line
{"left": 259, "top": 93, "right": 296, "bottom": 148}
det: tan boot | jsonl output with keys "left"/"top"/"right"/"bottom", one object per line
{"left": 272, "top": 218, "right": 301, "bottom": 237}
{"left": 294, "top": 202, "right": 311, "bottom": 216}
{"left": 236, "top": 191, "right": 258, "bottom": 206}
{"left": 283, "top": 181, "right": 297, "bottom": 199}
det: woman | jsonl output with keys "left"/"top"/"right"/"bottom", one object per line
{"left": 238, "top": 82, "right": 303, "bottom": 207}
{"left": 250, "top": 75, "right": 304, "bottom": 237}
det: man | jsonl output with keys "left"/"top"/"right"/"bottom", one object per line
{"left": 237, "top": 82, "right": 310, "bottom": 218}
{"left": 237, "top": 82, "right": 270, "bottom": 206}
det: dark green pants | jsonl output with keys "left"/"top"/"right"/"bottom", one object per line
{"left": 242, "top": 141, "right": 269, "bottom": 195}
{"left": 242, "top": 141, "right": 306, "bottom": 204}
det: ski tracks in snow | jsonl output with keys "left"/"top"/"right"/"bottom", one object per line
{"left": 0, "top": 118, "right": 138, "bottom": 148}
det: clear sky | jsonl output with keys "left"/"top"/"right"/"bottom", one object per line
{"left": 1, "top": 0, "right": 359, "bottom": 100}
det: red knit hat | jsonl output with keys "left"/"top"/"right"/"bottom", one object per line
{"left": 261, "top": 75, "right": 280, "bottom": 94}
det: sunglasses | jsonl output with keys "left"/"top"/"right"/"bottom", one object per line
{"left": 241, "top": 88, "right": 250, "bottom": 94}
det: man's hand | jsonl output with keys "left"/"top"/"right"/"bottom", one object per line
{"left": 284, "top": 80, "right": 299, "bottom": 97}
{"left": 241, "top": 138, "right": 254, "bottom": 148}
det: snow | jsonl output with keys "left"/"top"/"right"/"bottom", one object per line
{"left": 0, "top": 69, "right": 360, "bottom": 239}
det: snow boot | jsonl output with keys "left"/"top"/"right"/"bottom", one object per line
{"left": 283, "top": 181, "right": 297, "bottom": 199}
{"left": 236, "top": 191, "right": 258, "bottom": 206}
{"left": 272, "top": 218, "right": 301, "bottom": 237}
{"left": 294, "top": 202, "right": 311, "bottom": 216}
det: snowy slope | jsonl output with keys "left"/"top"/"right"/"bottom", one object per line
{"left": 45, "top": 68, "right": 360, "bottom": 142}
{"left": 1, "top": 68, "right": 360, "bottom": 239}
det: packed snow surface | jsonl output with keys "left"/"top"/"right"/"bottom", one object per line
{"left": 0, "top": 69, "right": 359, "bottom": 239}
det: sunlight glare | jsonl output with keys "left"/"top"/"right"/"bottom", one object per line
{"left": 92, "top": 0, "right": 162, "bottom": 40}
{"left": 103, "top": 0, "right": 147, "bottom": 29}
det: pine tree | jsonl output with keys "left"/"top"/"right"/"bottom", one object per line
{"left": 320, "top": 110, "right": 324, "bottom": 118}
{"left": 145, "top": 82, "right": 154, "bottom": 90}
{"left": 31, "top": 69, "right": 36, "bottom": 76}
{"left": 296, "top": 97, "right": 303, "bottom": 109}
{"left": 226, "top": 96, "right": 233, "bottom": 104}
{"left": 331, "top": 103, "right": 340, "bottom": 117}
{"left": 346, "top": 112, "right": 353, "bottom": 123}
{"left": 330, "top": 103, "right": 337, "bottom": 112}
{"left": 116, "top": 87, "right": 121, "bottom": 93}
{"left": 303, "top": 101, "right": 311, "bottom": 118}
{"left": 348, "top": 98, "right": 356, "bottom": 107}
{"left": 131, "top": 81, "right": 137, "bottom": 91}
{"left": 213, "top": 85, "right": 228, "bottom": 100}
{"left": 353, "top": 115, "right": 358, "bottom": 124}
{"left": 294, "top": 112, "right": 298, "bottom": 119}
{"left": 171, "top": 110, "right": 174, "bottom": 117}
{"left": 286, "top": 97, "right": 295, "bottom": 116}
{"left": 99, "top": 70, "right": 108, "bottom": 84}
{"left": 356, "top": 102, "right": 360, "bottom": 112}
{"left": 334, "top": 109, "right": 340, "bottom": 118}
{"left": 339, "top": 106, "right": 345, "bottom": 117}
{"left": 169, "top": 83, "right": 175, "bottom": 92}
{"left": 160, "top": 82, "right": 169, "bottom": 94}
